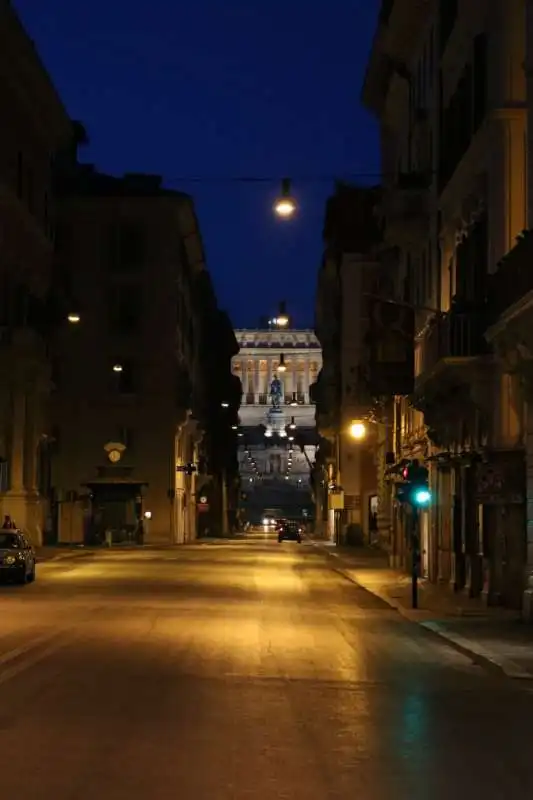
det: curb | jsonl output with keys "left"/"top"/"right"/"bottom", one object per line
{"left": 312, "top": 541, "right": 533, "bottom": 681}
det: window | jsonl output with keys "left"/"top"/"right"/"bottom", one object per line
{"left": 108, "top": 284, "right": 142, "bottom": 334}
{"left": 16, "top": 152, "right": 23, "bottom": 199}
{"left": 107, "top": 222, "right": 145, "bottom": 272}
{"left": 439, "top": 0, "right": 457, "bottom": 55}
{"left": 114, "top": 360, "right": 136, "bottom": 394}
{"left": 473, "top": 33, "right": 487, "bottom": 132}
{"left": 0, "top": 459, "right": 9, "bottom": 493}
{"left": 116, "top": 426, "right": 134, "bottom": 448}
{"left": 27, "top": 168, "right": 34, "bottom": 213}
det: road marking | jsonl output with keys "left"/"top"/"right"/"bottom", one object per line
{"left": 0, "top": 628, "right": 69, "bottom": 668}
{"left": 0, "top": 632, "right": 77, "bottom": 687}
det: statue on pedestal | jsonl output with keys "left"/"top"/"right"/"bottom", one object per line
{"left": 270, "top": 374, "right": 283, "bottom": 409}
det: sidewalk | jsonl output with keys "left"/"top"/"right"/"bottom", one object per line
{"left": 312, "top": 539, "right": 533, "bottom": 680}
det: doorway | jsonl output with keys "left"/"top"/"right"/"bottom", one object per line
{"left": 368, "top": 494, "right": 378, "bottom": 545}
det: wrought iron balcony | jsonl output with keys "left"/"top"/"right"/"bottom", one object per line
{"left": 416, "top": 308, "right": 490, "bottom": 379}
{"left": 487, "top": 230, "right": 533, "bottom": 320}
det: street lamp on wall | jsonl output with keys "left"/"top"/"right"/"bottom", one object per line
{"left": 349, "top": 421, "right": 367, "bottom": 440}
{"left": 278, "top": 354, "right": 286, "bottom": 372}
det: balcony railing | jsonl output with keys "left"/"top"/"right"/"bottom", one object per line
{"left": 488, "top": 230, "right": 533, "bottom": 320}
{"left": 417, "top": 309, "right": 490, "bottom": 378}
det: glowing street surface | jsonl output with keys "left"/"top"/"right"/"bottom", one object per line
{"left": 0, "top": 533, "right": 532, "bottom": 798}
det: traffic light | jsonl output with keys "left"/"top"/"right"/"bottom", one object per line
{"left": 398, "top": 459, "right": 431, "bottom": 506}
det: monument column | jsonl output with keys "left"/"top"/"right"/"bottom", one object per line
{"left": 304, "top": 357, "right": 311, "bottom": 403}
{"left": 253, "top": 357, "right": 260, "bottom": 403}
{"left": 291, "top": 357, "right": 298, "bottom": 401}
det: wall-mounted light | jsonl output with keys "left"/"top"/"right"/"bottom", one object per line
{"left": 278, "top": 354, "right": 286, "bottom": 373}
{"left": 349, "top": 421, "right": 367, "bottom": 440}
{"left": 113, "top": 364, "right": 123, "bottom": 373}
{"left": 67, "top": 312, "right": 81, "bottom": 324}
{"left": 221, "top": 401, "right": 229, "bottom": 408}
{"left": 144, "top": 511, "right": 152, "bottom": 520}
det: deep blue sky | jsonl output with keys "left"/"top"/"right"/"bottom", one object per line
{"left": 15, "top": 0, "right": 380, "bottom": 328}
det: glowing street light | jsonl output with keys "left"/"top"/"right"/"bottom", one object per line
{"left": 278, "top": 354, "right": 286, "bottom": 373}
{"left": 67, "top": 312, "right": 81, "bottom": 324}
{"left": 274, "top": 178, "right": 297, "bottom": 218}
{"left": 349, "top": 421, "right": 366, "bottom": 440}
{"left": 221, "top": 401, "right": 229, "bottom": 408}
{"left": 113, "top": 363, "right": 123, "bottom": 373}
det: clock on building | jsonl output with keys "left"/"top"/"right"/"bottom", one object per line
{"left": 108, "top": 449, "right": 122, "bottom": 463}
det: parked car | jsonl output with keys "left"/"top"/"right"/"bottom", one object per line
{"left": 0, "top": 530, "right": 36, "bottom": 584}
{"left": 278, "top": 521, "right": 302, "bottom": 544}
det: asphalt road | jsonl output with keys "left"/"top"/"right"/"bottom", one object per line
{"left": 0, "top": 532, "right": 532, "bottom": 799}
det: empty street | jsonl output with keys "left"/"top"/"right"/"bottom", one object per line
{"left": 0, "top": 535, "right": 532, "bottom": 799}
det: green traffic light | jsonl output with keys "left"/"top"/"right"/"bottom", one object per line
{"left": 413, "top": 488, "right": 431, "bottom": 505}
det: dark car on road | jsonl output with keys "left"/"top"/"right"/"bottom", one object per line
{"left": 0, "top": 530, "right": 36, "bottom": 584}
{"left": 278, "top": 521, "right": 302, "bottom": 544}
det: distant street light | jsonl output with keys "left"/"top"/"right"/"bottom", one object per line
{"left": 278, "top": 354, "right": 287, "bottom": 372}
{"left": 274, "top": 178, "right": 297, "bottom": 218}
{"left": 221, "top": 402, "right": 229, "bottom": 408}
{"left": 113, "top": 363, "right": 123, "bottom": 373}
{"left": 67, "top": 312, "right": 81, "bottom": 324}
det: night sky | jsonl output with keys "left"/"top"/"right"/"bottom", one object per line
{"left": 15, "top": 0, "right": 380, "bottom": 328}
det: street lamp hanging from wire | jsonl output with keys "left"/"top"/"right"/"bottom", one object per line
{"left": 274, "top": 178, "right": 297, "bottom": 218}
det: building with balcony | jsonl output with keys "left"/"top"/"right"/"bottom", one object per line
{"left": 232, "top": 323, "right": 321, "bottom": 522}
{"left": 362, "top": 0, "right": 529, "bottom": 608}
{"left": 313, "top": 184, "right": 382, "bottom": 544}
{"left": 0, "top": 2, "right": 72, "bottom": 543}
{"left": 51, "top": 166, "right": 237, "bottom": 545}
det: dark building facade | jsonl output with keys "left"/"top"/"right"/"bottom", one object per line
{"left": 0, "top": 1, "right": 72, "bottom": 542}
{"left": 50, "top": 165, "right": 238, "bottom": 544}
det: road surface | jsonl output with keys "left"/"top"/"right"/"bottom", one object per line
{"left": 0, "top": 533, "right": 532, "bottom": 799}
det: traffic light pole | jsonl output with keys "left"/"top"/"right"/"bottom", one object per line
{"left": 411, "top": 505, "right": 420, "bottom": 609}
